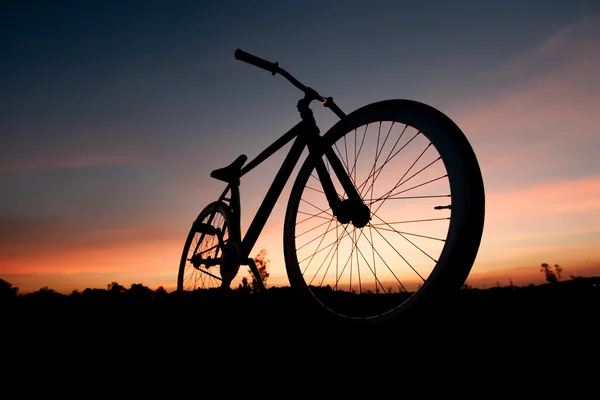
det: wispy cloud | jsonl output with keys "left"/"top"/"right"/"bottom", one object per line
{"left": 475, "top": 13, "right": 600, "bottom": 94}
{"left": 475, "top": 176, "right": 600, "bottom": 276}
{"left": 448, "top": 14, "right": 600, "bottom": 189}
{"left": 0, "top": 215, "right": 183, "bottom": 260}
{"left": 489, "top": 176, "right": 600, "bottom": 219}
{"left": 442, "top": 17, "right": 600, "bottom": 280}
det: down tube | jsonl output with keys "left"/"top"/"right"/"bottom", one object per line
{"left": 239, "top": 134, "right": 308, "bottom": 259}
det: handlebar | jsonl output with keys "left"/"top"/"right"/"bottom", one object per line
{"left": 234, "top": 48, "right": 346, "bottom": 118}
{"left": 234, "top": 49, "right": 279, "bottom": 75}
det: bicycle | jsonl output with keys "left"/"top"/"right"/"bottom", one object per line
{"left": 177, "top": 49, "right": 485, "bottom": 324}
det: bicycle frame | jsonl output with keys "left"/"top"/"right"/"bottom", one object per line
{"left": 214, "top": 104, "right": 363, "bottom": 271}
{"left": 193, "top": 49, "right": 371, "bottom": 289}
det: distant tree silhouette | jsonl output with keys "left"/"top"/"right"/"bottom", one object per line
{"left": 107, "top": 282, "right": 126, "bottom": 293}
{"left": 540, "top": 263, "right": 559, "bottom": 284}
{"left": 0, "top": 278, "right": 19, "bottom": 301}
{"left": 125, "top": 283, "right": 154, "bottom": 303}
{"left": 154, "top": 286, "right": 168, "bottom": 300}
{"left": 554, "top": 264, "right": 563, "bottom": 281}
{"left": 26, "top": 286, "right": 65, "bottom": 304}
{"left": 81, "top": 287, "right": 111, "bottom": 304}
{"left": 129, "top": 283, "right": 152, "bottom": 293}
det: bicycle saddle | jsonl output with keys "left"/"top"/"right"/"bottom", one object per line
{"left": 210, "top": 154, "right": 248, "bottom": 183}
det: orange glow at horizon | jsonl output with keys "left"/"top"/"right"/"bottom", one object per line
{"left": 3, "top": 167, "right": 599, "bottom": 295}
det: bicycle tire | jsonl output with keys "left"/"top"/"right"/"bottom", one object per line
{"left": 283, "top": 99, "right": 485, "bottom": 324}
{"left": 177, "top": 201, "right": 239, "bottom": 291}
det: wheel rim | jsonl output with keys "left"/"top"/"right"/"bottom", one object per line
{"left": 290, "top": 117, "right": 465, "bottom": 320}
{"left": 180, "top": 206, "right": 232, "bottom": 290}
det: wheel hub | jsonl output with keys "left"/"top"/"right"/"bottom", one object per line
{"left": 335, "top": 199, "right": 371, "bottom": 228}
{"left": 352, "top": 203, "right": 371, "bottom": 228}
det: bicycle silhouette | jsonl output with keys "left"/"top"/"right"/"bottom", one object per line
{"left": 177, "top": 49, "right": 485, "bottom": 324}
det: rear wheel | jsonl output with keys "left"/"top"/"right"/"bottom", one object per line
{"left": 177, "top": 201, "right": 240, "bottom": 291}
{"left": 284, "top": 100, "right": 485, "bottom": 324}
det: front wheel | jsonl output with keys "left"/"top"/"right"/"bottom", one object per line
{"left": 284, "top": 99, "right": 485, "bottom": 324}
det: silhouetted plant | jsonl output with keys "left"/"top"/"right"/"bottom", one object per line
{"left": 250, "top": 249, "right": 270, "bottom": 292}
{"left": 237, "top": 277, "right": 252, "bottom": 294}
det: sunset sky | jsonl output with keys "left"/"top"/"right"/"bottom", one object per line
{"left": 2, "top": 0, "right": 599, "bottom": 293}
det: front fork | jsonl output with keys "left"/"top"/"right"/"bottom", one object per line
{"left": 301, "top": 104, "right": 371, "bottom": 228}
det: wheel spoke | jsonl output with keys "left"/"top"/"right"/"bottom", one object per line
{"left": 296, "top": 209, "right": 334, "bottom": 224}
{"left": 359, "top": 127, "right": 418, "bottom": 198}
{"left": 369, "top": 143, "right": 438, "bottom": 214}
{"left": 304, "top": 223, "right": 349, "bottom": 287}
{"left": 369, "top": 225, "right": 446, "bottom": 242}
{"left": 370, "top": 213, "right": 439, "bottom": 264}
{"left": 370, "top": 216, "right": 450, "bottom": 225}
{"left": 386, "top": 174, "right": 448, "bottom": 200}
{"left": 296, "top": 219, "right": 339, "bottom": 252}
{"left": 339, "top": 223, "right": 405, "bottom": 293}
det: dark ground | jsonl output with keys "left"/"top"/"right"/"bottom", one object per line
{"left": 5, "top": 278, "right": 599, "bottom": 335}
{"left": 3, "top": 278, "right": 599, "bottom": 370}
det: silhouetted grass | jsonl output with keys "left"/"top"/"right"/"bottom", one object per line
{"left": 3, "top": 277, "right": 599, "bottom": 334}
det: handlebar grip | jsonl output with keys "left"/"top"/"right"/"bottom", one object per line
{"left": 235, "top": 49, "right": 278, "bottom": 75}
